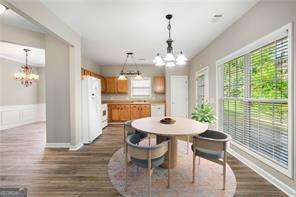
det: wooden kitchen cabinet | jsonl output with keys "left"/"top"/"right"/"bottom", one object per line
{"left": 130, "top": 104, "right": 141, "bottom": 120}
{"left": 117, "top": 79, "right": 128, "bottom": 93}
{"left": 105, "top": 77, "right": 117, "bottom": 93}
{"left": 110, "top": 104, "right": 120, "bottom": 122}
{"left": 153, "top": 76, "right": 165, "bottom": 94}
{"left": 140, "top": 104, "right": 151, "bottom": 117}
{"left": 108, "top": 103, "right": 151, "bottom": 122}
{"left": 119, "top": 104, "right": 131, "bottom": 121}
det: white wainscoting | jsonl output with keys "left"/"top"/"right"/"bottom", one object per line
{"left": 0, "top": 104, "right": 46, "bottom": 131}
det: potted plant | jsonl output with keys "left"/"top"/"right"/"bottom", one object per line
{"left": 191, "top": 103, "right": 216, "bottom": 124}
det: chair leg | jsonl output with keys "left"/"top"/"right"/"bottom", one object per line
{"left": 167, "top": 138, "right": 171, "bottom": 188}
{"left": 192, "top": 153, "right": 196, "bottom": 183}
{"left": 198, "top": 156, "right": 200, "bottom": 165}
{"left": 223, "top": 152, "right": 227, "bottom": 190}
{"left": 148, "top": 150, "right": 152, "bottom": 197}
{"left": 123, "top": 125, "right": 126, "bottom": 154}
{"left": 148, "top": 134, "right": 151, "bottom": 146}
{"left": 125, "top": 143, "right": 128, "bottom": 191}
{"left": 187, "top": 136, "right": 189, "bottom": 154}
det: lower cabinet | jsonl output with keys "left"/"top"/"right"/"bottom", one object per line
{"left": 108, "top": 103, "right": 151, "bottom": 122}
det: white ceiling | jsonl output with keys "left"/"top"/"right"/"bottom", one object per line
{"left": 40, "top": 0, "right": 258, "bottom": 66}
{"left": 0, "top": 42, "right": 45, "bottom": 66}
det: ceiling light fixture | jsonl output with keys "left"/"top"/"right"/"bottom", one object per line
{"left": 14, "top": 49, "right": 39, "bottom": 87}
{"left": 153, "top": 14, "right": 187, "bottom": 67}
{"left": 118, "top": 52, "right": 143, "bottom": 80}
{"left": 0, "top": 4, "right": 7, "bottom": 15}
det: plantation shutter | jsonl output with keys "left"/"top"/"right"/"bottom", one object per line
{"left": 222, "top": 36, "right": 289, "bottom": 169}
{"left": 196, "top": 74, "right": 205, "bottom": 106}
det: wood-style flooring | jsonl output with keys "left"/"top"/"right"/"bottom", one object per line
{"left": 0, "top": 122, "right": 286, "bottom": 196}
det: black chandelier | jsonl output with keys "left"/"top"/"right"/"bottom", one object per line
{"left": 153, "top": 14, "right": 187, "bottom": 67}
{"left": 118, "top": 52, "right": 142, "bottom": 80}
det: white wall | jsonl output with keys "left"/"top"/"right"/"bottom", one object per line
{"left": 189, "top": 1, "right": 296, "bottom": 194}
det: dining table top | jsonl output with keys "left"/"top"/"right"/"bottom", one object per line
{"left": 131, "top": 117, "right": 208, "bottom": 136}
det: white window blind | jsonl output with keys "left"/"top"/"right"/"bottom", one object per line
{"left": 131, "top": 78, "right": 151, "bottom": 98}
{"left": 220, "top": 36, "right": 289, "bottom": 170}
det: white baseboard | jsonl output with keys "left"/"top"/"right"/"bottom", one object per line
{"left": 45, "top": 143, "right": 70, "bottom": 148}
{"left": 69, "top": 143, "right": 83, "bottom": 151}
{"left": 0, "top": 104, "right": 46, "bottom": 130}
{"left": 228, "top": 148, "right": 296, "bottom": 197}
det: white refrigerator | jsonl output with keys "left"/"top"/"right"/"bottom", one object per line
{"left": 82, "top": 76, "right": 102, "bottom": 144}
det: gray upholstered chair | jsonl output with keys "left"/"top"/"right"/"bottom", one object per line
{"left": 192, "top": 130, "right": 231, "bottom": 190}
{"left": 125, "top": 133, "right": 171, "bottom": 197}
{"left": 123, "top": 120, "right": 148, "bottom": 153}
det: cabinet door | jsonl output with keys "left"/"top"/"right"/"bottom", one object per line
{"left": 106, "top": 77, "right": 117, "bottom": 93}
{"left": 130, "top": 104, "right": 141, "bottom": 120}
{"left": 153, "top": 76, "right": 165, "bottom": 94}
{"left": 119, "top": 104, "right": 130, "bottom": 121}
{"left": 111, "top": 104, "right": 120, "bottom": 122}
{"left": 101, "top": 77, "right": 106, "bottom": 93}
{"left": 117, "top": 79, "right": 128, "bottom": 93}
{"left": 140, "top": 104, "right": 151, "bottom": 118}
{"left": 108, "top": 104, "right": 112, "bottom": 121}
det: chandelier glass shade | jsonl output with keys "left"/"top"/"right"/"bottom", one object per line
{"left": 118, "top": 52, "right": 143, "bottom": 80}
{"left": 14, "top": 49, "right": 39, "bottom": 87}
{"left": 153, "top": 14, "right": 187, "bottom": 67}
{"left": 0, "top": 4, "right": 7, "bottom": 15}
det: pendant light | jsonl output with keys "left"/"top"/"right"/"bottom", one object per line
{"left": 118, "top": 52, "right": 143, "bottom": 80}
{"left": 153, "top": 14, "right": 187, "bottom": 67}
{"left": 14, "top": 49, "right": 39, "bottom": 87}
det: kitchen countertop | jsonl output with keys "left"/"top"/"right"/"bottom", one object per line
{"left": 102, "top": 100, "right": 166, "bottom": 104}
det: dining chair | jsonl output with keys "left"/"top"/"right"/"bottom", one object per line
{"left": 191, "top": 130, "right": 231, "bottom": 190}
{"left": 125, "top": 133, "right": 171, "bottom": 197}
{"left": 123, "top": 120, "right": 148, "bottom": 153}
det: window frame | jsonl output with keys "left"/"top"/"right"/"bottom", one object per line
{"left": 215, "top": 23, "right": 294, "bottom": 177}
{"left": 130, "top": 77, "right": 152, "bottom": 98}
{"left": 196, "top": 67, "right": 209, "bottom": 107}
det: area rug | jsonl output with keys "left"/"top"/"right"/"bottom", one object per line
{"left": 108, "top": 139, "right": 237, "bottom": 197}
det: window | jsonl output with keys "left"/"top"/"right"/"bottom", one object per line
{"left": 131, "top": 77, "right": 151, "bottom": 98}
{"left": 217, "top": 25, "right": 292, "bottom": 176}
{"left": 196, "top": 68, "right": 209, "bottom": 107}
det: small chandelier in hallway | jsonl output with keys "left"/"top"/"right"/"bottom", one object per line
{"left": 14, "top": 49, "right": 39, "bottom": 87}
{"left": 153, "top": 14, "right": 187, "bottom": 67}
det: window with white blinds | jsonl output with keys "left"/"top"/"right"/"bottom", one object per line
{"left": 131, "top": 78, "right": 151, "bottom": 98}
{"left": 218, "top": 27, "right": 292, "bottom": 175}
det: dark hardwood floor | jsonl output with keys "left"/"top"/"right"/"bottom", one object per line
{"left": 0, "top": 122, "right": 286, "bottom": 196}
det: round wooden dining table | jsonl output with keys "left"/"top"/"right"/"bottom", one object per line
{"left": 131, "top": 117, "right": 208, "bottom": 168}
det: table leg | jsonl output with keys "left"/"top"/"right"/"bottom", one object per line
{"left": 157, "top": 136, "right": 177, "bottom": 169}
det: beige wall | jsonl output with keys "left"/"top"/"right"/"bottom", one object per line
{"left": 45, "top": 35, "right": 70, "bottom": 144}
{"left": 100, "top": 65, "right": 166, "bottom": 101}
{"left": 0, "top": 58, "right": 45, "bottom": 106}
{"left": 189, "top": 1, "right": 296, "bottom": 192}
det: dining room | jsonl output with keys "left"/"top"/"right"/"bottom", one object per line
{"left": 1, "top": 0, "right": 295, "bottom": 196}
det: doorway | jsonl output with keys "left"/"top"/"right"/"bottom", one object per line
{"left": 170, "top": 75, "right": 188, "bottom": 118}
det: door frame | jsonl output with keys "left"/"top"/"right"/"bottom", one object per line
{"left": 170, "top": 75, "right": 188, "bottom": 118}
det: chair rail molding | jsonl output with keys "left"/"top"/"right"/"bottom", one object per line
{"left": 0, "top": 104, "right": 46, "bottom": 131}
